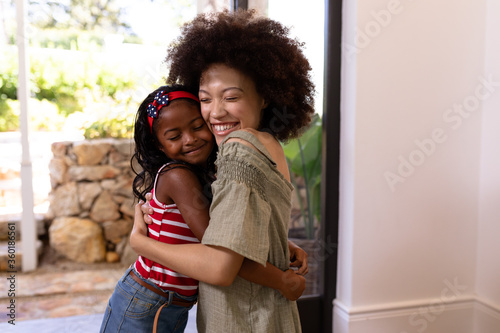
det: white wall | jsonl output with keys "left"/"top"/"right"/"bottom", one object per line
{"left": 475, "top": 0, "right": 500, "bottom": 331}
{"left": 335, "top": 0, "right": 500, "bottom": 332}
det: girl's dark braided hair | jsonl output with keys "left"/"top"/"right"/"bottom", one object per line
{"left": 131, "top": 85, "right": 216, "bottom": 202}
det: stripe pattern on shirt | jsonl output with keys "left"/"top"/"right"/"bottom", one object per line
{"left": 134, "top": 167, "right": 199, "bottom": 296}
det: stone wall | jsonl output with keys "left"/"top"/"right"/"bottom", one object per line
{"left": 47, "top": 139, "right": 137, "bottom": 264}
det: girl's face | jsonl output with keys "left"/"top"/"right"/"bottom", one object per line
{"left": 155, "top": 99, "right": 214, "bottom": 167}
{"left": 199, "top": 64, "right": 267, "bottom": 145}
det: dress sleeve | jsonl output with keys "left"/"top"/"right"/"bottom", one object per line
{"left": 201, "top": 144, "right": 272, "bottom": 266}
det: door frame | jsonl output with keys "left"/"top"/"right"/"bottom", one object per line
{"left": 296, "top": 0, "right": 342, "bottom": 332}
{"left": 230, "top": 1, "right": 342, "bottom": 332}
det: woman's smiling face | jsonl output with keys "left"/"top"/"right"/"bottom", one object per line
{"left": 198, "top": 64, "right": 267, "bottom": 145}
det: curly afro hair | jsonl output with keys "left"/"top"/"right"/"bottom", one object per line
{"left": 165, "top": 9, "right": 316, "bottom": 142}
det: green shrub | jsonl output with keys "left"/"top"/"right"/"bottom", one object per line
{"left": 30, "top": 56, "right": 82, "bottom": 116}
{"left": 1, "top": 46, "right": 138, "bottom": 131}
{"left": 83, "top": 116, "right": 133, "bottom": 139}
{"left": 0, "top": 98, "right": 66, "bottom": 132}
{"left": 283, "top": 114, "right": 322, "bottom": 239}
{"left": 79, "top": 98, "right": 136, "bottom": 139}
{"left": 0, "top": 51, "right": 18, "bottom": 100}
{"left": 29, "top": 50, "right": 136, "bottom": 116}
{"left": 30, "top": 29, "right": 104, "bottom": 50}
{"left": 0, "top": 99, "right": 19, "bottom": 131}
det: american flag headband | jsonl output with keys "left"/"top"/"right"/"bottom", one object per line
{"left": 147, "top": 90, "right": 200, "bottom": 132}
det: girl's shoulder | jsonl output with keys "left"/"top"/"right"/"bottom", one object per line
{"left": 157, "top": 162, "right": 201, "bottom": 185}
{"left": 160, "top": 161, "right": 194, "bottom": 173}
{"left": 155, "top": 163, "right": 202, "bottom": 203}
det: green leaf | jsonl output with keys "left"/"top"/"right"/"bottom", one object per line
{"left": 283, "top": 113, "right": 322, "bottom": 239}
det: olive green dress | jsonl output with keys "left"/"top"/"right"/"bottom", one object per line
{"left": 197, "top": 130, "right": 301, "bottom": 333}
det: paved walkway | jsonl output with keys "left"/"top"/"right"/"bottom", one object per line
{"left": 0, "top": 263, "right": 198, "bottom": 332}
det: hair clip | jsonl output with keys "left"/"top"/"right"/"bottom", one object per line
{"left": 146, "top": 90, "right": 200, "bottom": 133}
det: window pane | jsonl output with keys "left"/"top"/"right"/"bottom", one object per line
{"left": 268, "top": 0, "right": 325, "bottom": 296}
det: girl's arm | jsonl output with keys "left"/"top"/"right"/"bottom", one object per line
{"left": 238, "top": 259, "right": 305, "bottom": 301}
{"left": 155, "top": 166, "right": 210, "bottom": 240}
{"left": 288, "top": 239, "right": 309, "bottom": 276}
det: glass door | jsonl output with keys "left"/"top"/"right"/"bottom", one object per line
{"left": 265, "top": 1, "right": 341, "bottom": 332}
{"left": 203, "top": 2, "right": 343, "bottom": 331}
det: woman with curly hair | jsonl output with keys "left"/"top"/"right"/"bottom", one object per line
{"left": 130, "top": 9, "right": 316, "bottom": 332}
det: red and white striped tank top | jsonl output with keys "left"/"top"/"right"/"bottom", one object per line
{"left": 134, "top": 164, "right": 200, "bottom": 296}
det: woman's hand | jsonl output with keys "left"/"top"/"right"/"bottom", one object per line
{"left": 288, "top": 240, "right": 309, "bottom": 276}
{"left": 278, "top": 269, "right": 306, "bottom": 301}
{"left": 141, "top": 193, "right": 154, "bottom": 224}
{"left": 130, "top": 200, "right": 149, "bottom": 252}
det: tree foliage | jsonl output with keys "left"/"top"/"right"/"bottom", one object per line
{"left": 28, "top": 0, "right": 131, "bottom": 34}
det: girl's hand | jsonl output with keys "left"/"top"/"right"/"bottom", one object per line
{"left": 279, "top": 269, "right": 306, "bottom": 301}
{"left": 288, "top": 240, "right": 309, "bottom": 276}
{"left": 141, "top": 193, "right": 154, "bottom": 224}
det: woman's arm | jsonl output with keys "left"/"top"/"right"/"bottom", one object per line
{"left": 142, "top": 194, "right": 309, "bottom": 279}
{"left": 137, "top": 142, "right": 309, "bottom": 296}
{"left": 134, "top": 201, "right": 306, "bottom": 298}
{"left": 142, "top": 168, "right": 242, "bottom": 285}
{"left": 131, "top": 205, "right": 243, "bottom": 286}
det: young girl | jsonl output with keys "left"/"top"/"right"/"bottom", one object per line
{"left": 101, "top": 84, "right": 307, "bottom": 333}
{"left": 100, "top": 85, "right": 214, "bottom": 333}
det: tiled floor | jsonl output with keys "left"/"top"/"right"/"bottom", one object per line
{"left": 0, "top": 308, "right": 198, "bottom": 332}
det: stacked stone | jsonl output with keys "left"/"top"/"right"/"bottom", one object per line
{"left": 47, "top": 139, "right": 138, "bottom": 264}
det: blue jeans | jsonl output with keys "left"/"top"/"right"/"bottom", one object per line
{"left": 100, "top": 267, "right": 197, "bottom": 333}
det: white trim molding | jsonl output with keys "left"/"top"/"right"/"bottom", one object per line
{"left": 333, "top": 296, "right": 500, "bottom": 333}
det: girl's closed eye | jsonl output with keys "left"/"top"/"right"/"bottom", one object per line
{"left": 167, "top": 134, "right": 180, "bottom": 141}
{"left": 193, "top": 119, "right": 206, "bottom": 130}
